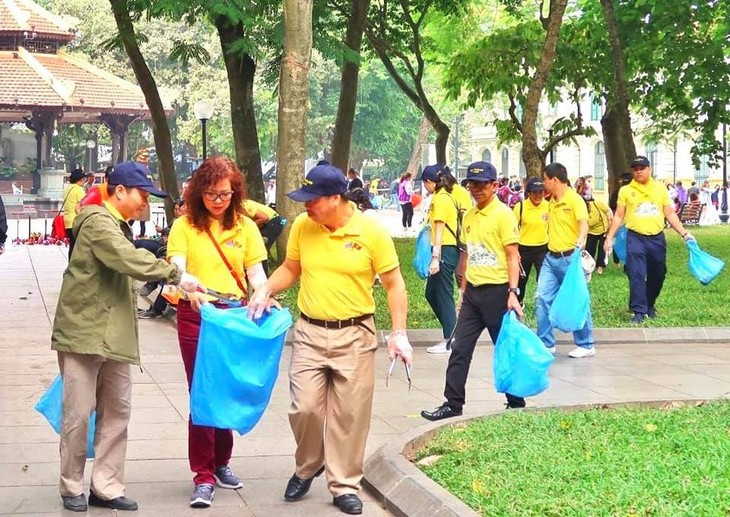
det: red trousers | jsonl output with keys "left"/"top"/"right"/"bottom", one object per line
{"left": 177, "top": 300, "right": 233, "bottom": 486}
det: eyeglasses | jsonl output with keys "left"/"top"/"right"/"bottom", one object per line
{"left": 203, "top": 191, "right": 233, "bottom": 202}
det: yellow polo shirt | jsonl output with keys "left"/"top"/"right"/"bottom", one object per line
{"left": 167, "top": 215, "right": 267, "bottom": 299}
{"left": 63, "top": 184, "right": 86, "bottom": 229}
{"left": 427, "top": 189, "right": 459, "bottom": 246}
{"left": 287, "top": 206, "right": 399, "bottom": 320}
{"left": 513, "top": 199, "right": 549, "bottom": 246}
{"left": 461, "top": 199, "right": 519, "bottom": 286}
{"left": 547, "top": 188, "right": 588, "bottom": 253}
{"left": 243, "top": 199, "right": 278, "bottom": 220}
{"left": 587, "top": 199, "right": 611, "bottom": 235}
{"left": 618, "top": 178, "right": 671, "bottom": 236}
{"left": 451, "top": 184, "right": 473, "bottom": 212}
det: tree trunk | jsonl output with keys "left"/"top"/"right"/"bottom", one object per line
{"left": 331, "top": 0, "right": 371, "bottom": 173}
{"left": 600, "top": 0, "right": 636, "bottom": 200}
{"left": 406, "top": 116, "right": 430, "bottom": 176}
{"left": 215, "top": 19, "right": 265, "bottom": 202}
{"left": 276, "top": 0, "right": 313, "bottom": 260}
{"left": 521, "top": 0, "right": 568, "bottom": 178}
{"left": 422, "top": 104, "right": 449, "bottom": 164}
{"left": 109, "top": 0, "right": 179, "bottom": 220}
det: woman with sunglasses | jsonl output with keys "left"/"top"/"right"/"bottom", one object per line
{"left": 167, "top": 156, "right": 268, "bottom": 508}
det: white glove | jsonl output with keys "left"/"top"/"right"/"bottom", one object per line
{"left": 683, "top": 232, "right": 696, "bottom": 242}
{"left": 178, "top": 272, "right": 201, "bottom": 293}
{"left": 388, "top": 330, "right": 413, "bottom": 366}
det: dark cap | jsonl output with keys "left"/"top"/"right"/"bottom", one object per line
{"left": 109, "top": 161, "right": 167, "bottom": 197}
{"left": 69, "top": 168, "right": 85, "bottom": 183}
{"left": 420, "top": 164, "right": 449, "bottom": 183}
{"left": 526, "top": 177, "right": 545, "bottom": 192}
{"left": 461, "top": 161, "right": 497, "bottom": 186}
{"left": 287, "top": 165, "right": 347, "bottom": 202}
{"left": 631, "top": 156, "right": 651, "bottom": 168}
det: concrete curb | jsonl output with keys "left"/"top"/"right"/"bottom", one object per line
{"left": 145, "top": 298, "right": 730, "bottom": 346}
{"left": 362, "top": 399, "right": 709, "bottom": 517}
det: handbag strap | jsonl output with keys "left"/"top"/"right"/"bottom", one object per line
{"left": 57, "top": 190, "right": 73, "bottom": 216}
{"left": 205, "top": 228, "right": 247, "bottom": 298}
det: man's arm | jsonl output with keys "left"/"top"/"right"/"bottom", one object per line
{"left": 505, "top": 243, "right": 523, "bottom": 318}
{"left": 247, "top": 258, "right": 302, "bottom": 319}
{"left": 664, "top": 205, "right": 693, "bottom": 240}
{"left": 577, "top": 219, "right": 589, "bottom": 249}
{"left": 604, "top": 205, "right": 626, "bottom": 247}
{"left": 380, "top": 266, "right": 411, "bottom": 365}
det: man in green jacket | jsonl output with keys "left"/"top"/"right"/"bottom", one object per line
{"left": 51, "top": 162, "right": 200, "bottom": 512}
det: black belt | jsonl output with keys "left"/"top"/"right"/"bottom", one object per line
{"left": 301, "top": 313, "right": 374, "bottom": 334}
{"left": 549, "top": 248, "right": 575, "bottom": 258}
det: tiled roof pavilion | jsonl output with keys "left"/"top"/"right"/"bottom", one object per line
{"left": 0, "top": 0, "right": 171, "bottom": 191}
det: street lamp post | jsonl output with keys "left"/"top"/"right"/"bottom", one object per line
{"left": 193, "top": 100, "right": 214, "bottom": 161}
{"left": 86, "top": 138, "right": 96, "bottom": 174}
{"left": 547, "top": 128, "right": 555, "bottom": 163}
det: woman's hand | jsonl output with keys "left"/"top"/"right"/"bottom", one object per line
{"left": 429, "top": 257, "right": 440, "bottom": 276}
{"left": 187, "top": 291, "right": 208, "bottom": 313}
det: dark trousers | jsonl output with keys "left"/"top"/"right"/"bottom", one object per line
{"left": 425, "top": 245, "right": 458, "bottom": 339}
{"left": 586, "top": 233, "right": 607, "bottom": 267}
{"left": 401, "top": 203, "right": 414, "bottom": 228}
{"left": 152, "top": 291, "right": 168, "bottom": 314}
{"left": 444, "top": 283, "right": 523, "bottom": 411}
{"left": 65, "top": 228, "right": 76, "bottom": 259}
{"left": 517, "top": 244, "right": 547, "bottom": 304}
{"left": 626, "top": 230, "right": 667, "bottom": 315}
{"left": 177, "top": 301, "right": 233, "bottom": 486}
{"left": 260, "top": 217, "right": 284, "bottom": 275}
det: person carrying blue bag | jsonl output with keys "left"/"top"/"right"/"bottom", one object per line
{"left": 421, "top": 161, "right": 527, "bottom": 422}
{"left": 247, "top": 164, "right": 412, "bottom": 516}
{"left": 50, "top": 162, "right": 202, "bottom": 513}
{"left": 604, "top": 156, "right": 696, "bottom": 324}
{"left": 536, "top": 162, "right": 596, "bottom": 358}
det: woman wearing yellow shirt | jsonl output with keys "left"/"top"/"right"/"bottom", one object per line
{"left": 167, "top": 156, "right": 268, "bottom": 508}
{"left": 513, "top": 177, "right": 549, "bottom": 305}
{"left": 582, "top": 190, "right": 612, "bottom": 274}
{"left": 421, "top": 164, "right": 460, "bottom": 355}
{"left": 62, "top": 168, "right": 88, "bottom": 257}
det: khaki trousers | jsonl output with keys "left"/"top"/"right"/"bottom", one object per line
{"left": 288, "top": 317, "right": 377, "bottom": 496}
{"left": 57, "top": 351, "right": 131, "bottom": 499}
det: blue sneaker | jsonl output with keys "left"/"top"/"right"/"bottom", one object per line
{"left": 215, "top": 465, "right": 243, "bottom": 489}
{"left": 190, "top": 484, "right": 215, "bottom": 508}
{"left": 631, "top": 313, "right": 646, "bottom": 324}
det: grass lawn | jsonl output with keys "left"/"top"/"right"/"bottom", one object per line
{"left": 274, "top": 225, "right": 729, "bottom": 329}
{"left": 415, "top": 401, "right": 730, "bottom": 516}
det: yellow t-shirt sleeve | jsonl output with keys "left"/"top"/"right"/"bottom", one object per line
{"left": 241, "top": 217, "right": 268, "bottom": 267}
{"left": 286, "top": 213, "right": 306, "bottom": 262}
{"left": 242, "top": 200, "right": 256, "bottom": 218}
{"left": 431, "top": 194, "right": 449, "bottom": 223}
{"left": 372, "top": 227, "right": 400, "bottom": 275}
{"left": 617, "top": 186, "right": 629, "bottom": 208}
{"left": 500, "top": 209, "right": 520, "bottom": 245}
{"left": 166, "top": 217, "right": 188, "bottom": 258}
{"left": 573, "top": 195, "right": 589, "bottom": 221}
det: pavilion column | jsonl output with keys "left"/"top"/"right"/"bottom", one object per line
{"left": 100, "top": 114, "right": 138, "bottom": 164}
{"left": 24, "top": 109, "right": 59, "bottom": 194}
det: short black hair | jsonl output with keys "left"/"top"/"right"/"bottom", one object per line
{"left": 543, "top": 162, "right": 569, "bottom": 183}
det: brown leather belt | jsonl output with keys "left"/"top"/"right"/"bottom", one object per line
{"left": 549, "top": 248, "right": 575, "bottom": 258}
{"left": 301, "top": 313, "right": 374, "bottom": 334}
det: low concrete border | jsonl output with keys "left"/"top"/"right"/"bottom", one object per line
{"left": 363, "top": 400, "right": 709, "bottom": 517}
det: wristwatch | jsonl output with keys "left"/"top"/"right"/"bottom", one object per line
{"left": 508, "top": 287, "right": 520, "bottom": 296}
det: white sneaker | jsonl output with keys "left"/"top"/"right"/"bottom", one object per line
{"left": 568, "top": 346, "right": 596, "bottom": 358}
{"left": 545, "top": 346, "right": 556, "bottom": 355}
{"left": 427, "top": 340, "right": 451, "bottom": 354}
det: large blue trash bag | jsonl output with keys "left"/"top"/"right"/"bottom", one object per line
{"left": 686, "top": 240, "right": 725, "bottom": 286}
{"left": 191, "top": 305, "right": 293, "bottom": 435}
{"left": 494, "top": 311, "right": 554, "bottom": 397}
{"left": 614, "top": 226, "right": 628, "bottom": 264}
{"left": 549, "top": 249, "right": 590, "bottom": 332}
{"left": 413, "top": 225, "right": 431, "bottom": 280}
{"left": 34, "top": 374, "right": 96, "bottom": 458}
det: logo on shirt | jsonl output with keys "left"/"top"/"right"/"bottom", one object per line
{"left": 225, "top": 240, "right": 242, "bottom": 248}
{"left": 467, "top": 242, "right": 498, "bottom": 268}
{"left": 344, "top": 241, "right": 362, "bottom": 251}
{"left": 635, "top": 202, "right": 660, "bottom": 216}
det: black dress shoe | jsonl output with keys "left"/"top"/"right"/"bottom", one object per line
{"left": 421, "top": 404, "right": 462, "bottom": 421}
{"left": 89, "top": 492, "right": 138, "bottom": 511}
{"left": 283, "top": 465, "right": 325, "bottom": 502}
{"left": 505, "top": 394, "right": 526, "bottom": 409}
{"left": 333, "top": 493, "right": 363, "bottom": 515}
{"left": 61, "top": 494, "right": 87, "bottom": 512}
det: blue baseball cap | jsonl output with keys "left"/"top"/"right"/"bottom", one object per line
{"left": 631, "top": 156, "right": 651, "bottom": 168}
{"left": 461, "top": 161, "right": 498, "bottom": 186}
{"left": 420, "top": 163, "right": 449, "bottom": 183}
{"left": 287, "top": 165, "right": 347, "bottom": 202}
{"left": 109, "top": 161, "right": 167, "bottom": 197}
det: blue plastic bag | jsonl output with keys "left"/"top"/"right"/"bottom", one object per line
{"left": 35, "top": 375, "right": 96, "bottom": 458}
{"left": 549, "top": 249, "right": 590, "bottom": 332}
{"left": 686, "top": 240, "right": 725, "bottom": 286}
{"left": 494, "top": 311, "right": 554, "bottom": 397}
{"left": 191, "top": 305, "right": 292, "bottom": 435}
{"left": 614, "top": 225, "right": 628, "bottom": 264}
{"left": 413, "top": 225, "right": 431, "bottom": 280}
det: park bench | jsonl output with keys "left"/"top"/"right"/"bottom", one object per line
{"left": 678, "top": 202, "right": 703, "bottom": 225}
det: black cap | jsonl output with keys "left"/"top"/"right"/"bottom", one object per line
{"left": 526, "top": 177, "right": 545, "bottom": 192}
{"left": 631, "top": 156, "right": 651, "bottom": 168}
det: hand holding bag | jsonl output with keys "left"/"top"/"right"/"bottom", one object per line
{"left": 413, "top": 225, "right": 432, "bottom": 280}
{"left": 686, "top": 240, "right": 725, "bottom": 285}
{"left": 549, "top": 249, "right": 591, "bottom": 332}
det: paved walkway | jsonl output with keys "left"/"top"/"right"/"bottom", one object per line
{"left": 2, "top": 245, "right": 730, "bottom": 516}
